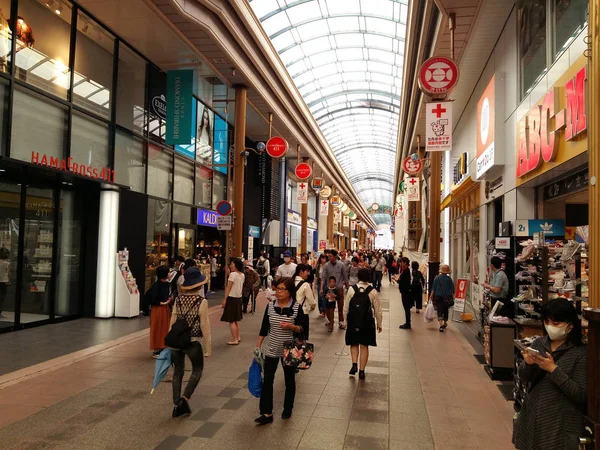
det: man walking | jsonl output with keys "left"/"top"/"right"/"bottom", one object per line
{"left": 398, "top": 257, "right": 413, "bottom": 329}
{"left": 370, "top": 253, "right": 385, "bottom": 291}
{"left": 320, "top": 250, "right": 348, "bottom": 329}
{"left": 276, "top": 250, "right": 297, "bottom": 278}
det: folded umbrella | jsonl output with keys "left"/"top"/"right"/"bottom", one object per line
{"left": 150, "top": 348, "right": 172, "bottom": 394}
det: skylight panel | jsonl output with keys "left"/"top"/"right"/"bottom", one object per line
{"left": 272, "top": 30, "right": 296, "bottom": 50}
{"left": 311, "top": 63, "right": 338, "bottom": 79}
{"left": 327, "top": 0, "right": 360, "bottom": 15}
{"left": 280, "top": 45, "right": 305, "bottom": 65}
{"left": 287, "top": 1, "right": 322, "bottom": 25}
{"left": 310, "top": 50, "right": 337, "bottom": 67}
{"left": 301, "top": 36, "right": 331, "bottom": 56}
{"left": 262, "top": 11, "right": 291, "bottom": 36}
{"left": 296, "top": 20, "right": 328, "bottom": 41}
{"left": 365, "top": 17, "right": 396, "bottom": 36}
{"left": 359, "top": 0, "right": 394, "bottom": 17}
{"left": 287, "top": 59, "right": 308, "bottom": 77}
{"left": 251, "top": 0, "right": 281, "bottom": 20}
{"left": 364, "top": 34, "right": 393, "bottom": 50}
{"left": 341, "top": 60, "right": 367, "bottom": 72}
{"left": 335, "top": 33, "right": 364, "bottom": 48}
{"left": 328, "top": 16, "right": 360, "bottom": 33}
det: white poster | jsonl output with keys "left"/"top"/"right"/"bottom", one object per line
{"left": 351, "top": 220, "right": 356, "bottom": 230}
{"left": 319, "top": 200, "right": 329, "bottom": 216}
{"left": 343, "top": 215, "right": 349, "bottom": 227}
{"left": 297, "top": 181, "right": 308, "bottom": 204}
{"left": 425, "top": 101, "right": 452, "bottom": 152}
{"left": 405, "top": 177, "right": 420, "bottom": 201}
{"left": 248, "top": 236, "right": 254, "bottom": 258}
{"left": 334, "top": 208, "right": 341, "bottom": 224}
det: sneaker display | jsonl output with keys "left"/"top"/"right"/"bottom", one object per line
{"left": 492, "top": 251, "right": 506, "bottom": 259}
{"left": 554, "top": 278, "right": 565, "bottom": 288}
{"left": 560, "top": 241, "right": 581, "bottom": 263}
{"left": 560, "top": 281, "right": 576, "bottom": 292}
{"left": 519, "top": 239, "right": 534, "bottom": 247}
{"left": 514, "top": 290, "right": 532, "bottom": 301}
{"left": 516, "top": 245, "right": 534, "bottom": 262}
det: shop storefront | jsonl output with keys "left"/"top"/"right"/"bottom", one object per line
{"left": 0, "top": 0, "right": 232, "bottom": 332}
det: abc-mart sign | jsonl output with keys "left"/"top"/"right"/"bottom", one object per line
{"left": 516, "top": 65, "right": 587, "bottom": 178}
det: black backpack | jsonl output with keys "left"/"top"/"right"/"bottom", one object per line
{"left": 347, "top": 285, "right": 375, "bottom": 330}
{"left": 257, "top": 259, "right": 267, "bottom": 276}
{"left": 164, "top": 297, "right": 202, "bottom": 350}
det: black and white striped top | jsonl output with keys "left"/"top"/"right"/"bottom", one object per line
{"left": 259, "top": 300, "right": 309, "bottom": 358}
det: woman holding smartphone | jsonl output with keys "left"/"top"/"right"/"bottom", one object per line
{"left": 513, "top": 298, "right": 587, "bottom": 450}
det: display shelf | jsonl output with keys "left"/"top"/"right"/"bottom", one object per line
{"left": 115, "top": 248, "right": 140, "bottom": 318}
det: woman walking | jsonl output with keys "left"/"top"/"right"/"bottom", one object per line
{"left": 430, "top": 265, "right": 455, "bottom": 332}
{"left": 221, "top": 258, "right": 244, "bottom": 345}
{"left": 145, "top": 265, "right": 173, "bottom": 358}
{"left": 344, "top": 268, "right": 382, "bottom": 380}
{"left": 242, "top": 261, "right": 259, "bottom": 314}
{"left": 513, "top": 298, "right": 587, "bottom": 450}
{"left": 315, "top": 254, "right": 328, "bottom": 317}
{"left": 348, "top": 257, "right": 360, "bottom": 286}
{"left": 255, "top": 277, "right": 308, "bottom": 425}
{"left": 170, "top": 267, "right": 211, "bottom": 417}
{"left": 410, "top": 261, "right": 425, "bottom": 314}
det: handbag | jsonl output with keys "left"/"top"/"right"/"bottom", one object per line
{"left": 283, "top": 338, "right": 314, "bottom": 370}
{"left": 164, "top": 297, "right": 201, "bottom": 350}
{"left": 436, "top": 275, "right": 455, "bottom": 307}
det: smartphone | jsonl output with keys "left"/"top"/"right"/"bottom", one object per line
{"left": 525, "top": 347, "right": 547, "bottom": 358}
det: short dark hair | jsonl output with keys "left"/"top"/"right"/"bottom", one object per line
{"left": 411, "top": 261, "right": 419, "bottom": 270}
{"left": 542, "top": 298, "right": 582, "bottom": 345}
{"left": 357, "top": 268, "right": 371, "bottom": 282}
{"left": 273, "top": 277, "right": 296, "bottom": 300}
{"left": 231, "top": 258, "right": 244, "bottom": 272}
{"left": 183, "top": 258, "right": 196, "bottom": 271}
{"left": 175, "top": 255, "right": 186, "bottom": 263}
{"left": 329, "top": 249, "right": 338, "bottom": 257}
{"left": 156, "top": 265, "right": 170, "bottom": 280}
{"left": 401, "top": 257, "right": 410, "bottom": 265}
{"left": 490, "top": 256, "right": 503, "bottom": 269}
{"left": 319, "top": 254, "right": 327, "bottom": 261}
{"left": 295, "top": 264, "right": 310, "bottom": 276}
{"left": 352, "top": 257, "right": 359, "bottom": 263}
{"left": 329, "top": 276, "right": 337, "bottom": 282}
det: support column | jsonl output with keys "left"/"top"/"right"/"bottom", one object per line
{"left": 585, "top": 4, "right": 600, "bottom": 447}
{"left": 428, "top": 152, "right": 442, "bottom": 289}
{"left": 327, "top": 188, "right": 334, "bottom": 247}
{"left": 347, "top": 218, "right": 351, "bottom": 251}
{"left": 300, "top": 157, "right": 309, "bottom": 254}
{"left": 232, "top": 86, "right": 247, "bottom": 258}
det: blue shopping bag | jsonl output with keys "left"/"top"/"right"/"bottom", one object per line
{"left": 248, "top": 359, "right": 262, "bottom": 398}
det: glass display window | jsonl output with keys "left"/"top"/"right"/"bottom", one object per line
{"left": 213, "top": 113, "right": 228, "bottom": 174}
{"left": 173, "top": 157, "right": 194, "bottom": 205}
{"left": 147, "top": 144, "right": 173, "bottom": 200}
{"left": 552, "top": 0, "right": 587, "bottom": 60}
{"left": 212, "top": 171, "right": 227, "bottom": 210}
{"left": 114, "top": 130, "right": 146, "bottom": 193}
{"left": 73, "top": 10, "right": 114, "bottom": 119}
{"left": 145, "top": 198, "right": 170, "bottom": 292}
{"left": 0, "top": 0, "right": 12, "bottom": 73}
{"left": 116, "top": 43, "right": 147, "bottom": 134}
{"left": 195, "top": 164, "right": 212, "bottom": 209}
{"left": 518, "top": 0, "right": 547, "bottom": 97}
{"left": 16, "top": 0, "right": 73, "bottom": 99}
{"left": 196, "top": 102, "right": 213, "bottom": 165}
{"left": 70, "top": 112, "right": 110, "bottom": 171}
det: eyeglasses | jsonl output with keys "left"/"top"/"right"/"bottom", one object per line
{"left": 275, "top": 287, "right": 288, "bottom": 292}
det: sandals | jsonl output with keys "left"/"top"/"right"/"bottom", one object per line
{"left": 226, "top": 340, "right": 239, "bottom": 345}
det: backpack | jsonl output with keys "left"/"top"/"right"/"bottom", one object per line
{"left": 347, "top": 285, "right": 375, "bottom": 330}
{"left": 164, "top": 297, "right": 202, "bottom": 350}
{"left": 257, "top": 259, "right": 267, "bottom": 276}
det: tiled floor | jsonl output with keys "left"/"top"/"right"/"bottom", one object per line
{"left": 0, "top": 281, "right": 516, "bottom": 449}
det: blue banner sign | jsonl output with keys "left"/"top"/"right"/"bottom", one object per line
{"left": 197, "top": 208, "right": 218, "bottom": 228}
{"left": 248, "top": 225, "right": 260, "bottom": 238}
{"left": 516, "top": 219, "right": 565, "bottom": 237}
{"left": 166, "top": 69, "right": 194, "bottom": 145}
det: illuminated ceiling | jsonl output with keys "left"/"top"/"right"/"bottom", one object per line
{"left": 249, "top": 0, "right": 407, "bottom": 212}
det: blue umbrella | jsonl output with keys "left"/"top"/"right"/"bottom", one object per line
{"left": 150, "top": 348, "right": 172, "bottom": 394}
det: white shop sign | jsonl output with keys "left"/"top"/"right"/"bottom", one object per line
{"left": 494, "top": 237, "right": 510, "bottom": 250}
{"left": 217, "top": 215, "right": 232, "bottom": 230}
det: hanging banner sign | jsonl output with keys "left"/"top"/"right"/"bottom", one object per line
{"left": 319, "top": 200, "right": 329, "bottom": 216}
{"left": 320, "top": 186, "right": 332, "bottom": 198}
{"left": 319, "top": 240, "right": 327, "bottom": 251}
{"left": 295, "top": 163, "right": 312, "bottom": 180}
{"left": 265, "top": 136, "right": 288, "bottom": 158}
{"left": 419, "top": 56, "right": 460, "bottom": 95}
{"left": 403, "top": 156, "right": 423, "bottom": 176}
{"left": 297, "top": 181, "right": 308, "bottom": 203}
{"left": 166, "top": 69, "right": 195, "bottom": 145}
{"left": 331, "top": 195, "right": 341, "bottom": 206}
{"left": 311, "top": 177, "right": 324, "bottom": 193}
{"left": 426, "top": 101, "right": 453, "bottom": 152}
{"left": 351, "top": 220, "right": 356, "bottom": 230}
{"left": 405, "top": 177, "right": 420, "bottom": 201}
{"left": 333, "top": 208, "right": 341, "bottom": 224}
{"left": 343, "top": 215, "right": 350, "bottom": 227}
{"left": 454, "top": 279, "right": 468, "bottom": 313}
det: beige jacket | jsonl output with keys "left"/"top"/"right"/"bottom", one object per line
{"left": 343, "top": 282, "right": 383, "bottom": 329}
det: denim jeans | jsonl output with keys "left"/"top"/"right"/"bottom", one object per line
{"left": 172, "top": 341, "right": 204, "bottom": 404}
{"left": 374, "top": 271, "right": 383, "bottom": 291}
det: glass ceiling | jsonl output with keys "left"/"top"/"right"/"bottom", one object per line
{"left": 249, "top": 0, "right": 408, "bottom": 215}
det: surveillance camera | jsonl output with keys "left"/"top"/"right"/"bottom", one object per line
{"left": 257, "top": 142, "right": 266, "bottom": 151}
{"left": 244, "top": 150, "right": 249, "bottom": 157}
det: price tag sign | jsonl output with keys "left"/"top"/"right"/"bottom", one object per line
{"left": 217, "top": 216, "right": 232, "bottom": 230}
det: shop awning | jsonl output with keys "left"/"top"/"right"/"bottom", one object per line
{"left": 441, "top": 194, "right": 452, "bottom": 210}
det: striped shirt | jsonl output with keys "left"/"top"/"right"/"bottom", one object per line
{"left": 259, "top": 300, "right": 309, "bottom": 358}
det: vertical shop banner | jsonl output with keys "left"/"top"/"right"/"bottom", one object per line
{"left": 319, "top": 240, "right": 327, "bottom": 251}
{"left": 405, "top": 177, "right": 420, "bottom": 201}
{"left": 297, "top": 182, "right": 308, "bottom": 204}
{"left": 351, "top": 220, "right": 356, "bottom": 230}
{"left": 333, "top": 208, "right": 341, "bottom": 224}
{"left": 166, "top": 70, "right": 195, "bottom": 145}
{"left": 319, "top": 200, "right": 329, "bottom": 216}
{"left": 476, "top": 76, "right": 496, "bottom": 179}
{"left": 343, "top": 215, "right": 350, "bottom": 227}
{"left": 248, "top": 236, "right": 254, "bottom": 259}
{"left": 425, "top": 101, "right": 452, "bottom": 151}
{"left": 454, "top": 279, "right": 468, "bottom": 312}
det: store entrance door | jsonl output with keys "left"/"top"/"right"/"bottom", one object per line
{"left": 174, "top": 224, "right": 196, "bottom": 260}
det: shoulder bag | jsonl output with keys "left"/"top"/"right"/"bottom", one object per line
{"left": 437, "top": 275, "right": 455, "bottom": 308}
{"left": 282, "top": 303, "right": 314, "bottom": 370}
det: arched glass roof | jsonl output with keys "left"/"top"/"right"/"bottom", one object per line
{"left": 250, "top": 0, "right": 408, "bottom": 213}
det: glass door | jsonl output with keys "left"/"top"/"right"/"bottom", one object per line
{"left": 20, "top": 187, "right": 55, "bottom": 324}
{"left": 0, "top": 182, "right": 21, "bottom": 330}
{"left": 174, "top": 224, "right": 196, "bottom": 260}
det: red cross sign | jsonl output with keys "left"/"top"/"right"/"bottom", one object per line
{"left": 409, "top": 178, "right": 417, "bottom": 185}
{"left": 432, "top": 104, "right": 446, "bottom": 117}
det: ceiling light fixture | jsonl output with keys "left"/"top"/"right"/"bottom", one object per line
{"left": 55, "top": 4, "right": 62, "bottom": 15}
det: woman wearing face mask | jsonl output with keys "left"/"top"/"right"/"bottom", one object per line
{"left": 513, "top": 298, "right": 587, "bottom": 450}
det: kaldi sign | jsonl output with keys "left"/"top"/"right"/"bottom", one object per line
{"left": 517, "top": 66, "right": 587, "bottom": 178}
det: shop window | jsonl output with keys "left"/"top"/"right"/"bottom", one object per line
{"left": 553, "top": 0, "right": 587, "bottom": 60}
{"left": 173, "top": 157, "right": 194, "bottom": 205}
{"left": 70, "top": 112, "right": 109, "bottom": 172}
{"left": 73, "top": 11, "right": 114, "bottom": 119}
{"left": 11, "top": 87, "right": 67, "bottom": 162}
{"left": 173, "top": 204, "right": 191, "bottom": 224}
{"left": 519, "top": 0, "right": 547, "bottom": 97}
{"left": 16, "top": 0, "right": 73, "bottom": 99}
{"left": 213, "top": 113, "right": 228, "bottom": 174}
{"left": 195, "top": 165, "right": 212, "bottom": 209}
{"left": 308, "top": 195, "right": 316, "bottom": 218}
{"left": 0, "top": 0, "right": 12, "bottom": 73}
{"left": 147, "top": 144, "right": 173, "bottom": 200}
{"left": 114, "top": 130, "right": 145, "bottom": 193}
{"left": 0, "top": 79, "right": 7, "bottom": 155}
{"left": 116, "top": 43, "right": 146, "bottom": 134}
{"left": 212, "top": 171, "right": 227, "bottom": 209}
{"left": 147, "top": 66, "right": 167, "bottom": 143}
{"left": 196, "top": 102, "right": 213, "bottom": 165}
{"left": 145, "top": 198, "right": 171, "bottom": 292}
{"left": 0, "top": 181, "right": 20, "bottom": 328}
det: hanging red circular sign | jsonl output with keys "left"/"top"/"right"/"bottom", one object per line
{"left": 418, "top": 56, "right": 459, "bottom": 95}
{"left": 265, "top": 136, "right": 288, "bottom": 158}
{"left": 295, "top": 162, "right": 312, "bottom": 180}
{"left": 403, "top": 156, "right": 423, "bottom": 176}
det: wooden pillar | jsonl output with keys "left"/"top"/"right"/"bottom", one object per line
{"left": 584, "top": 3, "right": 600, "bottom": 447}
{"left": 326, "top": 188, "right": 334, "bottom": 246}
{"left": 428, "top": 151, "right": 442, "bottom": 287}
{"left": 232, "top": 86, "right": 247, "bottom": 258}
{"left": 300, "top": 157, "right": 308, "bottom": 254}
